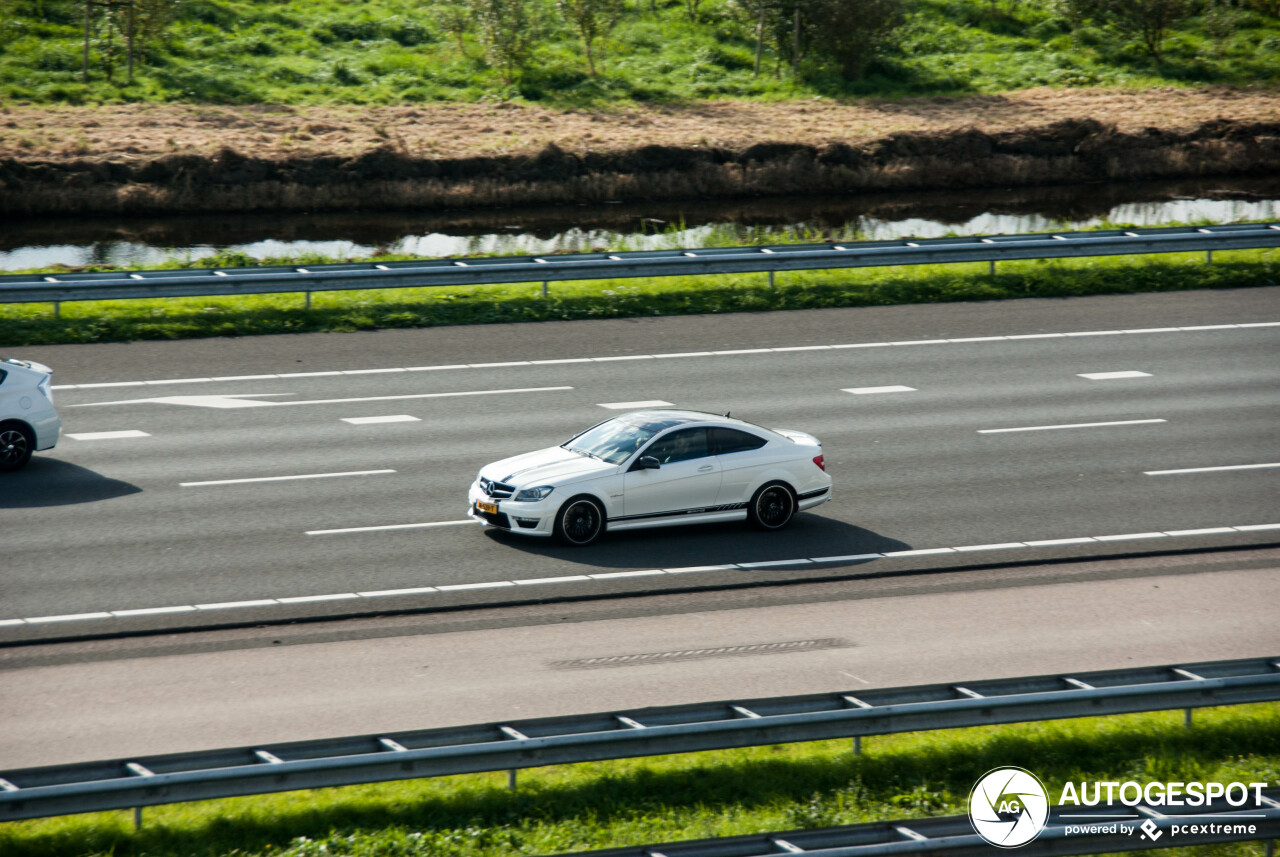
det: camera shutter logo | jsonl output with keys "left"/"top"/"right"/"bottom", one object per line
{"left": 969, "top": 767, "right": 1051, "bottom": 848}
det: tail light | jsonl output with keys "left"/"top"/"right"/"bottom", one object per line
{"left": 812, "top": 454, "right": 825, "bottom": 471}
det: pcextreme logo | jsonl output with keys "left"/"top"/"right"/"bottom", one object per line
{"left": 968, "top": 767, "right": 1051, "bottom": 848}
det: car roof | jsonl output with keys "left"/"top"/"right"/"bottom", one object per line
{"left": 615, "top": 409, "right": 773, "bottom": 435}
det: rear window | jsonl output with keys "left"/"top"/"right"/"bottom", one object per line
{"left": 710, "top": 427, "right": 767, "bottom": 455}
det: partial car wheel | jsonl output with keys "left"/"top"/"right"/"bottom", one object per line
{"left": 553, "top": 495, "right": 605, "bottom": 546}
{"left": 0, "top": 423, "right": 33, "bottom": 472}
{"left": 748, "top": 481, "right": 795, "bottom": 531}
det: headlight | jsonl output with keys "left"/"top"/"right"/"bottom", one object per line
{"left": 513, "top": 485, "right": 554, "bottom": 502}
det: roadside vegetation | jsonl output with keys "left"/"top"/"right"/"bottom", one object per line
{"left": 2, "top": 0, "right": 1278, "bottom": 106}
{"left": 0, "top": 233, "right": 1274, "bottom": 345}
{"left": 2, "top": 704, "right": 1277, "bottom": 857}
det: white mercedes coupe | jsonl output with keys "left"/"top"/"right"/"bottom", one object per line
{"left": 468, "top": 409, "right": 831, "bottom": 545}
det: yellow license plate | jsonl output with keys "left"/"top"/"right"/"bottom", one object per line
{"left": 477, "top": 501, "right": 498, "bottom": 515}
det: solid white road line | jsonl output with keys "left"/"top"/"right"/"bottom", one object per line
{"left": 306, "top": 520, "right": 475, "bottom": 536}
{"left": 341, "top": 415, "right": 421, "bottom": 425}
{"left": 65, "top": 430, "right": 151, "bottom": 440}
{"left": 979, "top": 419, "right": 1167, "bottom": 434}
{"left": 1145, "top": 463, "right": 1280, "bottom": 476}
{"left": 50, "top": 321, "right": 1280, "bottom": 390}
{"left": 1079, "top": 371, "right": 1152, "bottom": 380}
{"left": 598, "top": 400, "right": 674, "bottom": 409}
{"left": 180, "top": 470, "right": 396, "bottom": 487}
{"left": 5, "top": 521, "right": 1276, "bottom": 627}
{"left": 842, "top": 386, "right": 917, "bottom": 395}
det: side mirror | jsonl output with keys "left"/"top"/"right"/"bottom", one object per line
{"left": 636, "top": 455, "right": 660, "bottom": 470}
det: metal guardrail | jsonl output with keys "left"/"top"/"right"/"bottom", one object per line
{"left": 1, "top": 657, "right": 1277, "bottom": 821}
{"left": 555, "top": 788, "right": 1280, "bottom": 857}
{"left": 1, "top": 223, "right": 1277, "bottom": 305}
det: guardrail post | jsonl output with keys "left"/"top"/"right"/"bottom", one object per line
{"left": 768, "top": 271, "right": 775, "bottom": 289}
{"left": 1207, "top": 249, "right": 1213, "bottom": 264}
{"left": 542, "top": 281, "right": 548, "bottom": 298}
{"left": 508, "top": 769, "right": 517, "bottom": 790}
{"left": 989, "top": 260, "right": 995, "bottom": 276}
{"left": 1185, "top": 708, "right": 1193, "bottom": 727}
{"left": 53, "top": 301, "right": 60, "bottom": 319}
{"left": 304, "top": 291, "right": 311, "bottom": 312}
{"left": 853, "top": 736, "right": 862, "bottom": 756}
{"left": 1265, "top": 838, "right": 1274, "bottom": 857}
{"left": 133, "top": 806, "right": 142, "bottom": 830}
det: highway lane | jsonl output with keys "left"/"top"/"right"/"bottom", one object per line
{"left": 3, "top": 551, "right": 1278, "bottom": 767}
{"left": 2, "top": 289, "right": 1278, "bottom": 638}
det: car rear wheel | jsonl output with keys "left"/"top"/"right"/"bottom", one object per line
{"left": 553, "top": 496, "right": 605, "bottom": 546}
{"left": 0, "top": 423, "right": 34, "bottom": 472}
{"left": 748, "top": 481, "right": 795, "bottom": 531}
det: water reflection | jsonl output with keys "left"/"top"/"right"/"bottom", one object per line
{"left": 2, "top": 177, "right": 1277, "bottom": 271}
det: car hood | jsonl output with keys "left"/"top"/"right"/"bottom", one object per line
{"left": 480, "top": 446, "right": 616, "bottom": 487}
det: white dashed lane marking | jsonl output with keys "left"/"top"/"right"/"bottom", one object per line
{"left": 65, "top": 430, "right": 151, "bottom": 441}
{"left": 978, "top": 419, "right": 1167, "bottom": 434}
{"left": 50, "top": 322, "right": 1280, "bottom": 390}
{"left": 1145, "top": 463, "right": 1280, "bottom": 476}
{"left": 8, "top": 522, "right": 1276, "bottom": 627}
{"left": 842, "top": 386, "right": 917, "bottom": 395}
{"left": 341, "top": 415, "right": 421, "bottom": 425}
{"left": 180, "top": 470, "right": 396, "bottom": 488}
{"left": 306, "top": 520, "right": 476, "bottom": 536}
{"left": 1079, "top": 371, "right": 1152, "bottom": 380}
{"left": 598, "top": 400, "right": 674, "bottom": 409}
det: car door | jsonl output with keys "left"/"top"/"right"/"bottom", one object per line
{"left": 622, "top": 427, "right": 722, "bottom": 519}
{"left": 709, "top": 427, "right": 771, "bottom": 506}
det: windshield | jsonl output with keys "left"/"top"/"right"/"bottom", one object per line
{"left": 563, "top": 418, "right": 658, "bottom": 465}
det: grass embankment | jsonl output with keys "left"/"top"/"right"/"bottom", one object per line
{"left": 3, "top": 704, "right": 1277, "bottom": 857}
{"left": 3, "top": 0, "right": 1278, "bottom": 105}
{"left": 1, "top": 244, "right": 1275, "bottom": 347}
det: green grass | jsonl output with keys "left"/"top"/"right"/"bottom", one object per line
{"left": 2, "top": 704, "right": 1277, "bottom": 857}
{"left": 2, "top": 0, "right": 1277, "bottom": 106}
{"left": 1, "top": 246, "right": 1275, "bottom": 347}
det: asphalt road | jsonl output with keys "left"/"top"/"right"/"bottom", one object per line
{"left": 3, "top": 287, "right": 1279, "bottom": 641}
{"left": 3, "top": 550, "right": 1277, "bottom": 767}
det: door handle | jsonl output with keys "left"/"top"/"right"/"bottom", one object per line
{"left": 697, "top": 465, "right": 714, "bottom": 472}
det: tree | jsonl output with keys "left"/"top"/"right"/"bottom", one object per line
{"left": 468, "top": 0, "right": 542, "bottom": 82}
{"left": 79, "top": 0, "right": 175, "bottom": 83}
{"left": 433, "top": 1, "right": 473, "bottom": 56}
{"left": 557, "top": 0, "right": 623, "bottom": 75}
{"left": 1060, "top": 0, "right": 1190, "bottom": 61}
{"left": 728, "top": 0, "right": 787, "bottom": 76}
{"left": 805, "top": 0, "right": 904, "bottom": 79}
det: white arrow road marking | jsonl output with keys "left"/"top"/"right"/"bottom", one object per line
{"left": 73, "top": 393, "right": 293, "bottom": 409}
{"left": 72, "top": 386, "right": 574, "bottom": 409}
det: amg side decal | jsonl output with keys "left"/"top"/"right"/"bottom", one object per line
{"left": 610, "top": 502, "right": 748, "bottom": 523}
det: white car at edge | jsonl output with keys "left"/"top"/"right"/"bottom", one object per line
{"left": 468, "top": 409, "right": 831, "bottom": 545}
{"left": 0, "top": 358, "right": 60, "bottom": 472}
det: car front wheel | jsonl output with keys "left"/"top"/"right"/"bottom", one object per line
{"left": 553, "top": 495, "right": 605, "bottom": 546}
{"left": 748, "top": 481, "right": 795, "bottom": 531}
{"left": 0, "top": 424, "right": 34, "bottom": 472}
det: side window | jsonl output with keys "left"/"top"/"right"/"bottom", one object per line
{"left": 710, "top": 427, "right": 767, "bottom": 455}
{"left": 644, "top": 428, "right": 710, "bottom": 464}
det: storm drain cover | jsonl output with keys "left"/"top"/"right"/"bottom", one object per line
{"left": 551, "top": 637, "right": 852, "bottom": 670}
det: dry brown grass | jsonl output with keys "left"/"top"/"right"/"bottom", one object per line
{"left": 0, "top": 87, "right": 1276, "bottom": 216}
{"left": 2, "top": 87, "right": 1275, "bottom": 162}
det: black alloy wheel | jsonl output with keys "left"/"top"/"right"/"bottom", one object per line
{"left": 748, "top": 482, "right": 795, "bottom": 530}
{"left": 0, "top": 425, "right": 33, "bottom": 472}
{"left": 554, "top": 496, "right": 605, "bottom": 546}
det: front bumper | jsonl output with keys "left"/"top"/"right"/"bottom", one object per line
{"left": 467, "top": 481, "right": 556, "bottom": 537}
